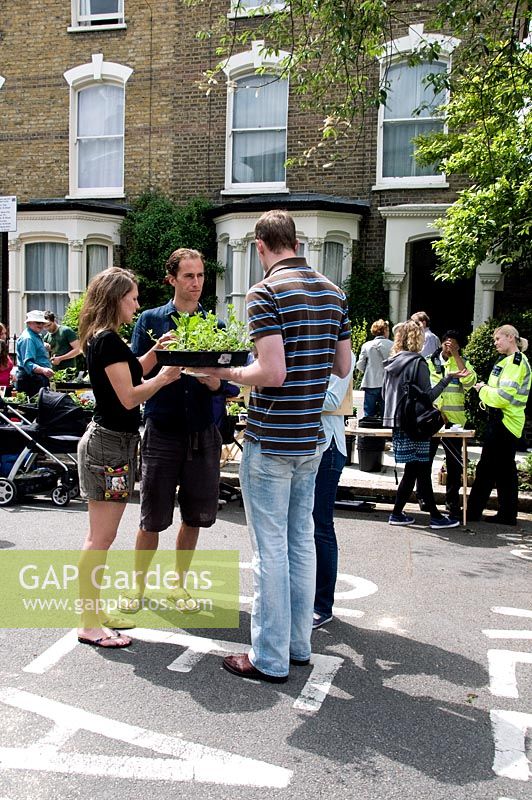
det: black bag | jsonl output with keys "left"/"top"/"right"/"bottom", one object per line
{"left": 398, "top": 358, "right": 444, "bottom": 441}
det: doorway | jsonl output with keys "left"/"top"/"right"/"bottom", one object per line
{"left": 409, "top": 238, "right": 475, "bottom": 341}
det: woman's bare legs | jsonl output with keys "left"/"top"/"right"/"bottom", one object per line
{"left": 78, "top": 499, "right": 131, "bottom": 646}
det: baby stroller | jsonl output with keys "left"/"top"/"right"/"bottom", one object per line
{"left": 0, "top": 388, "right": 91, "bottom": 507}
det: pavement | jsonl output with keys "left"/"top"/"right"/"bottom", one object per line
{"left": 221, "top": 434, "right": 532, "bottom": 513}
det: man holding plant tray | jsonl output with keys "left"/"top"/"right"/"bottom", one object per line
{"left": 202, "top": 210, "right": 352, "bottom": 683}
{"left": 120, "top": 248, "right": 226, "bottom": 615}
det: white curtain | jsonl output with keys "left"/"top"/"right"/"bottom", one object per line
{"left": 383, "top": 61, "right": 446, "bottom": 178}
{"left": 77, "top": 84, "right": 124, "bottom": 188}
{"left": 87, "top": 244, "right": 109, "bottom": 284}
{"left": 248, "top": 243, "right": 263, "bottom": 288}
{"left": 322, "top": 242, "right": 343, "bottom": 285}
{"left": 25, "top": 243, "right": 68, "bottom": 319}
{"left": 232, "top": 75, "right": 287, "bottom": 184}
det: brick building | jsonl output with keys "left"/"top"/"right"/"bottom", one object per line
{"left": 0, "top": 1, "right": 508, "bottom": 335}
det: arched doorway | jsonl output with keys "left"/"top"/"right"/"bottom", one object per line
{"left": 409, "top": 238, "right": 475, "bottom": 340}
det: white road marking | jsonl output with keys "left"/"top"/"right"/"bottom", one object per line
{"left": 482, "top": 630, "right": 532, "bottom": 640}
{"left": 487, "top": 650, "right": 532, "bottom": 698}
{"left": 129, "top": 629, "right": 342, "bottom": 712}
{"left": 0, "top": 687, "right": 291, "bottom": 788}
{"left": 293, "top": 654, "right": 344, "bottom": 712}
{"left": 510, "top": 549, "right": 532, "bottom": 561}
{"left": 23, "top": 629, "right": 78, "bottom": 674}
{"left": 492, "top": 607, "right": 532, "bottom": 619}
{"left": 334, "top": 574, "right": 378, "bottom": 600}
{"left": 332, "top": 607, "right": 364, "bottom": 619}
{"left": 490, "top": 709, "right": 532, "bottom": 781}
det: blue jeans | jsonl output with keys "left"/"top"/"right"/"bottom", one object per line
{"left": 363, "top": 387, "right": 383, "bottom": 418}
{"left": 313, "top": 440, "right": 346, "bottom": 617}
{"left": 239, "top": 440, "right": 323, "bottom": 677}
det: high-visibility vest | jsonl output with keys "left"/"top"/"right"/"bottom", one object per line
{"left": 479, "top": 350, "right": 531, "bottom": 438}
{"left": 427, "top": 352, "right": 477, "bottom": 425}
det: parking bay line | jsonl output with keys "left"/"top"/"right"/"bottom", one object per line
{"left": 23, "top": 627, "right": 344, "bottom": 713}
{"left": 131, "top": 628, "right": 344, "bottom": 713}
{"left": 0, "top": 686, "right": 292, "bottom": 788}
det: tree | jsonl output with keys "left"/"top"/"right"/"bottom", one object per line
{"left": 415, "top": 37, "right": 532, "bottom": 279}
{"left": 198, "top": 0, "right": 531, "bottom": 276}
{"left": 120, "top": 191, "right": 223, "bottom": 312}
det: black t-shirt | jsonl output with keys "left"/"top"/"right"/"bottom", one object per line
{"left": 87, "top": 330, "right": 143, "bottom": 433}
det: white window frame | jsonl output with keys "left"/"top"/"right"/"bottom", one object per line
{"left": 228, "top": 0, "right": 287, "bottom": 19}
{"left": 64, "top": 54, "right": 133, "bottom": 199}
{"left": 222, "top": 40, "right": 290, "bottom": 194}
{"left": 374, "top": 24, "right": 459, "bottom": 190}
{"left": 69, "top": 0, "right": 126, "bottom": 32}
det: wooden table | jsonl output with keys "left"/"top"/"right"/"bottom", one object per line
{"left": 350, "top": 427, "right": 476, "bottom": 526}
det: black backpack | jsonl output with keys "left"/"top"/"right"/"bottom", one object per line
{"left": 397, "top": 357, "right": 444, "bottom": 441}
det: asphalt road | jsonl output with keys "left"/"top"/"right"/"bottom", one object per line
{"left": 0, "top": 496, "right": 531, "bottom": 800}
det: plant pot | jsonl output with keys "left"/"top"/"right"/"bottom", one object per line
{"left": 155, "top": 350, "right": 250, "bottom": 367}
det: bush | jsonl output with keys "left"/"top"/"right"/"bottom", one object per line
{"left": 518, "top": 453, "right": 532, "bottom": 493}
{"left": 343, "top": 267, "right": 388, "bottom": 332}
{"left": 120, "top": 190, "right": 223, "bottom": 313}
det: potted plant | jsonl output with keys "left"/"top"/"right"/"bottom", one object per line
{"left": 155, "top": 307, "right": 251, "bottom": 367}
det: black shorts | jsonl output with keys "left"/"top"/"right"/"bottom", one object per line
{"left": 139, "top": 419, "right": 222, "bottom": 532}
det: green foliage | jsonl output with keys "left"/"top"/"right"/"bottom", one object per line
{"left": 415, "top": 46, "right": 532, "bottom": 278}
{"left": 120, "top": 190, "right": 223, "bottom": 313}
{"left": 343, "top": 268, "right": 388, "bottom": 331}
{"left": 162, "top": 307, "right": 251, "bottom": 352}
{"left": 62, "top": 296, "right": 84, "bottom": 332}
{"left": 517, "top": 453, "right": 532, "bottom": 493}
{"left": 463, "top": 319, "right": 498, "bottom": 439}
{"left": 350, "top": 319, "right": 368, "bottom": 390}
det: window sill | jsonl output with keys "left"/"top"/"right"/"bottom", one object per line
{"left": 221, "top": 186, "right": 289, "bottom": 196}
{"left": 372, "top": 180, "right": 448, "bottom": 191}
{"left": 66, "top": 192, "right": 126, "bottom": 200}
{"left": 67, "top": 23, "right": 127, "bottom": 33}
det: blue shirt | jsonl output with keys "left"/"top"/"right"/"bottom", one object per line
{"left": 131, "top": 300, "right": 225, "bottom": 434}
{"left": 320, "top": 353, "right": 355, "bottom": 457}
{"left": 16, "top": 327, "right": 51, "bottom": 377}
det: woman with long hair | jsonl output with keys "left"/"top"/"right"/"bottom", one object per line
{"left": 77, "top": 267, "right": 181, "bottom": 648}
{"left": 468, "top": 324, "right": 531, "bottom": 525}
{"left": 382, "top": 320, "right": 466, "bottom": 529}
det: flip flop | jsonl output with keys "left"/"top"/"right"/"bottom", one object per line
{"left": 166, "top": 587, "right": 200, "bottom": 613}
{"left": 78, "top": 634, "right": 132, "bottom": 648}
{"left": 118, "top": 592, "right": 144, "bottom": 614}
{"left": 101, "top": 615, "right": 136, "bottom": 630}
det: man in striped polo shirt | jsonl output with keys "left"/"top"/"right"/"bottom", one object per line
{"left": 203, "top": 210, "right": 352, "bottom": 682}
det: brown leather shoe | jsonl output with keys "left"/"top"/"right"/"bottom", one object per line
{"left": 222, "top": 653, "right": 288, "bottom": 683}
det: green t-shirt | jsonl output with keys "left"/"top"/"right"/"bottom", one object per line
{"left": 43, "top": 325, "right": 78, "bottom": 369}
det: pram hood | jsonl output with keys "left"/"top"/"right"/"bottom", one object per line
{"left": 36, "top": 389, "right": 91, "bottom": 437}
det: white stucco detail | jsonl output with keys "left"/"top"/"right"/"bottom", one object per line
{"left": 8, "top": 211, "right": 123, "bottom": 334}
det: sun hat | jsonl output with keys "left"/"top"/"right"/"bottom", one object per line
{"left": 25, "top": 310, "right": 47, "bottom": 323}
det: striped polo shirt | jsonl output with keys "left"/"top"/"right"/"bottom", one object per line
{"left": 244, "top": 257, "right": 351, "bottom": 456}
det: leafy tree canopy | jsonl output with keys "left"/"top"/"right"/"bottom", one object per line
{"left": 196, "top": 0, "right": 531, "bottom": 278}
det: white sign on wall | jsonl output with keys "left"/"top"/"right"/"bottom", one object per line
{"left": 0, "top": 195, "right": 17, "bottom": 233}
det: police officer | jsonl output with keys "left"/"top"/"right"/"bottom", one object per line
{"left": 468, "top": 324, "right": 531, "bottom": 526}
{"left": 418, "top": 330, "right": 477, "bottom": 520}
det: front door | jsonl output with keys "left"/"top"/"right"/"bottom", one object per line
{"left": 409, "top": 238, "right": 475, "bottom": 340}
